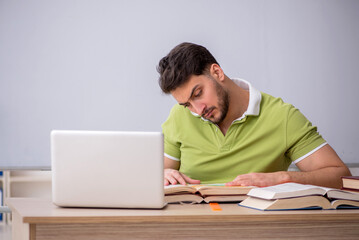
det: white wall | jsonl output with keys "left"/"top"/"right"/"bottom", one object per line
{"left": 0, "top": 0, "right": 358, "bottom": 169}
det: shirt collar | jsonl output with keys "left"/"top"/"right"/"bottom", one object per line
{"left": 189, "top": 78, "right": 262, "bottom": 121}
{"left": 232, "top": 78, "right": 261, "bottom": 119}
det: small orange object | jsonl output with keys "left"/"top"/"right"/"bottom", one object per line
{"left": 209, "top": 202, "right": 222, "bottom": 211}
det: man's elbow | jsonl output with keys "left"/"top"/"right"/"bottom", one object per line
{"left": 339, "top": 165, "right": 352, "bottom": 177}
{"left": 333, "top": 165, "right": 352, "bottom": 188}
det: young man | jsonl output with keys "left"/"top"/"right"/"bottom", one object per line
{"left": 158, "top": 42, "right": 350, "bottom": 188}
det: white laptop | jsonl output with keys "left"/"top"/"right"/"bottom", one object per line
{"left": 51, "top": 130, "right": 165, "bottom": 208}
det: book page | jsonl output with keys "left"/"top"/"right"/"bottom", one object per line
{"left": 247, "top": 183, "right": 330, "bottom": 200}
{"left": 164, "top": 185, "right": 197, "bottom": 195}
{"left": 327, "top": 189, "right": 359, "bottom": 201}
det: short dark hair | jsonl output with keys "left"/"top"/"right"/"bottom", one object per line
{"left": 157, "top": 42, "right": 219, "bottom": 94}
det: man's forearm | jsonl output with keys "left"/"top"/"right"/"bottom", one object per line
{"left": 284, "top": 166, "right": 351, "bottom": 188}
{"left": 226, "top": 166, "right": 351, "bottom": 188}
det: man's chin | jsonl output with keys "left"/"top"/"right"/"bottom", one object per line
{"left": 202, "top": 116, "right": 215, "bottom": 123}
{"left": 202, "top": 111, "right": 225, "bottom": 125}
{"left": 210, "top": 114, "right": 227, "bottom": 125}
{"left": 208, "top": 117, "right": 221, "bottom": 125}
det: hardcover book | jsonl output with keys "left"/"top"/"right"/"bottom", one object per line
{"left": 342, "top": 176, "right": 359, "bottom": 191}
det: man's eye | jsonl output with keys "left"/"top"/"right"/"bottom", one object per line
{"left": 194, "top": 90, "right": 202, "bottom": 98}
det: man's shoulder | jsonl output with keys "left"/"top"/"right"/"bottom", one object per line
{"left": 169, "top": 103, "right": 185, "bottom": 113}
{"left": 162, "top": 104, "right": 204, "bottom": 135}
{"left": 168, "top": 104, "right": 192, "bottom": 118}
{"left": 164, "top": 104, "right": 199, "bottom": 125}
{"left": 260, "top": 92, "right": 294, "bottom": 114}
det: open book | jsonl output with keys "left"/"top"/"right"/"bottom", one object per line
{"left": 165, "top": 184, "right": 254, "bottom": 204}
{"left": 239, "top": 182, "right": 359, "bottom": 210}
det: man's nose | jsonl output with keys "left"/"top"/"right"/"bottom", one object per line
{"left": 192, "top": 102, "right": 206, "bottom": 115}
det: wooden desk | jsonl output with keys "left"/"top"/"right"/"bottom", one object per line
{"left": 7, "top": 198, "right": 359, "bottom": 240}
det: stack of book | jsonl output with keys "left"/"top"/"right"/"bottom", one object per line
{"left": 239, "top": 182, "right": 359, "bottom": 210}
{"left": 165, "top": 184, "right": 254, "bottom": 204}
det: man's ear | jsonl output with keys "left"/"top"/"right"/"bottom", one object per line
{"left": 210, "top": 64, "right": 225, "bottom": 82}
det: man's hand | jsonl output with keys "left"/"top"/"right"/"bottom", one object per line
{"left": 225, "top": 172, "right": 290, "bottom": 187}
{"left": 164, "top": 168, "right": 201, "bottom": 186}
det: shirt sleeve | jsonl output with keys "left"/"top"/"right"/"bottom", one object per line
{"left": 285, "top": 105, "right": 327, "bottom": 163}
{"left": 161, "top": 106, "right": 182, "bottom": 161}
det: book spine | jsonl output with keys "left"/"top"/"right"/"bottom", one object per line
{"left": 341, "top": 176, "right": 359, "bottom": 180}
{"left": 341, "top": 187, "right": 359, "bottom": 193}
{"left": 0, "top": 171, "right": 3, "bottom": 221}
{"left": 0, "top": 188, "right": 2, "bottom": 221}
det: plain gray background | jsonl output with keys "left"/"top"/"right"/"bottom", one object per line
{"left": 1, "top": 0, "right": 358, "bottom": 169}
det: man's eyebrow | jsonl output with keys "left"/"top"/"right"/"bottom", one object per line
{"left": 179, "top": 84, "right": 200, "bottom": 106}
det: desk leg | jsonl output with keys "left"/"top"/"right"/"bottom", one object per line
{"left": 12, "top": 211, "right": 30, "bottom": 240}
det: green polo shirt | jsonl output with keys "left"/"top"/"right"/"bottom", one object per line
{"left": 162, "top": 79, "right": 326, "bottom": 184}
